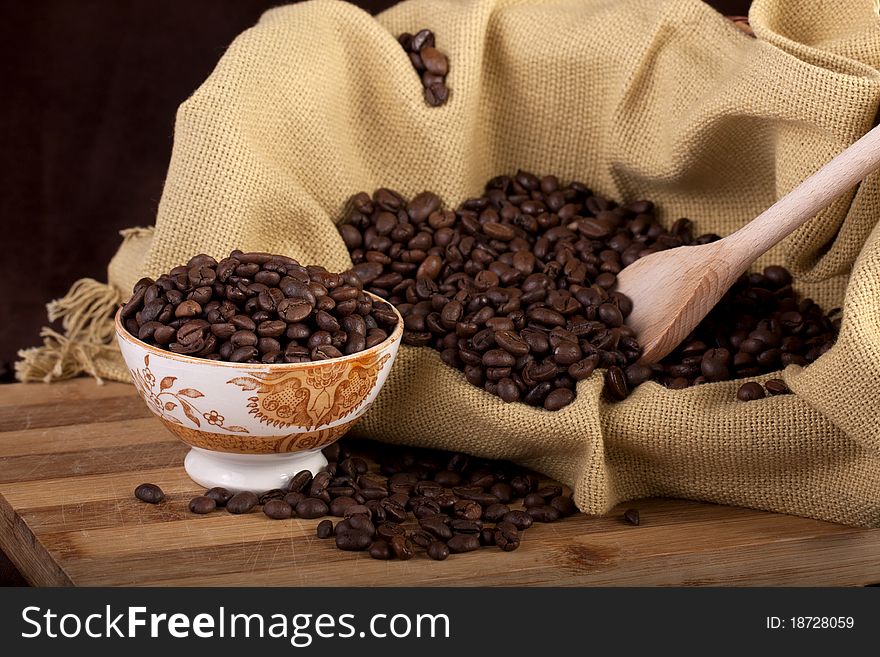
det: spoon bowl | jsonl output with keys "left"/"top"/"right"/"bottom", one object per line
{"left": 616, "top": 123, "right": 880, "bottom": 364}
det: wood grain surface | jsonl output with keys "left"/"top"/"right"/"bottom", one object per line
{"left": 1, "top": 378, "right": 878, "bottom": 587}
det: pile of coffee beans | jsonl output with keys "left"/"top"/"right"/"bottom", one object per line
{"left": 646, "top": 266, "right": 838, "bottom": 399}
{"left": 134, "top": 439, "right": 578, "bottom": 561}
{"left": 119, "top": 250, "right": 398, "bottom": 363}
{"left": 337, "top": 173, "right": 841, "bottom": 406}
{"left": 338, "top": 174, "right": 706, "bottom": 408}
{"left": 398, "top": 29, "right": 450, "bottom": 107}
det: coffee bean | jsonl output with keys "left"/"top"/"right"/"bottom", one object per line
{"left": 420, "top": 516, "right": 453, "bottom": 541}
{"left": 737, "top": 381, "right": 765, "bottom": 401}
{"left": 204, "top": 487, "right": 232, "bottom": 507}
{"left": 134, "top": 483, "right": 165, "bottom": 504}
{"left": 409, "top": 529, "right": 434, "bottom": 548}
{"left": 263, "top": 499, "right": 293, "bottom": 519}
{"left": 550, "top": 495, "right": 577, "bottom": 516}
{"left": 377, "top": 522, "right": 406, "bottom": 542}
{"left": 287, "top": 470, "right": 313, "bottom": 493}
{"left": 764, "top": 378, "right": 791, "bottom": 396}
{"left": 494, "top": 523, "right": 520, "bottom": 551}
{"left": 427, "top": 540, "right": 450, "bottom": 561}
{"left": 284, "top": 492, "right": 306, "bottom": 508}
{"left": 329, "top": 496, "right": 359, "bottom": 517}
{"left": 390, "top": 535, "right": 415, "bottom": 560}
{"left": 259, "top": 488, "right": 287, "bottom": 505}
{"left": 544, "top": 387, "right": 575, "bottom": 411}
{"left": 296, "top": 498, "right": 329, "bottom": 519}
{"left": 482, "top": 503, "right": 510, "bottom": 523}
{"left": 369, "top": 541, "right": 393, "bottom": 560}
{"left": 605, "top": 366, "right": 629, "bottom": 401}
{"left": 623, "top": 508, "right": 640, "bottom": 526}
{"left": 502, "top": 510, "right": 533, "bottom": 530}
{"left": 188, "top": 496, "right": 216, "bottom": 514}
{"left": 447, "top": 534, "right": 480, "bottom": 553}
{"left": 335, "top": 530, "right": 372, "bottom": 551}
{"left": 316, "top": 519, "right": 334, "bottom": 539}
{"left": 226, "top": 491, "right": 259, "bottom": 514}
{"left": 526, "top": 504, "right": 561, "bottom": 522}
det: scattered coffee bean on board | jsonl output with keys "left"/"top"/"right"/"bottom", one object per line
{"left": 133, "top": 439, "right": 579, "bottom": 561}
{"left": 204, "top": 487, "right": 233, "bottom": 506}
{"left": 338, "top": 173, "right": 840, "bottom": 405}
{"left": 623, "top": 508, "right": 640, "bottom": 526}
{"left": 120, "top": 250, "right": 399, "bottom": 364}
{"left": 226, "top": 491, "right": 259, "bottom": 515}
{"left": 398, "top": 29, "right": 450, "bottom": 107}
{"left": 263, "top": 499, "right": 293, "bottom": 519}
{"left": 134, "top": 483, "right": 165, "bottom": 504}
{"left": 188, "top": 496, "right": 216, "bottom": 514}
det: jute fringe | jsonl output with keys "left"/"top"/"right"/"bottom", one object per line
{"left": 15, "top": 278, "right": 122, "bottom": 384}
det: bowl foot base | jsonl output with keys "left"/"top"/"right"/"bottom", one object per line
{"left": 184, "top": 447, "right": 328, "bottom": 493}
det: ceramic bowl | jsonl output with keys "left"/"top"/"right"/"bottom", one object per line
{"left": 114, "top": 295, "right": 402, "bottom": 493}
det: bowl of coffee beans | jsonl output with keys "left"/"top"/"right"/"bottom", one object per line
{"left": 115, "top": 250, "right": 403, "bottom": 493}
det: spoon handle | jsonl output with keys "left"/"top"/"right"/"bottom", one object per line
{"left": 727, "top": 122, "right": 880, "bottom": 266}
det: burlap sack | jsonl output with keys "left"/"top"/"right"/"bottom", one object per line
{"left": 18, "top": 0, "right": 880, "bottom": 526}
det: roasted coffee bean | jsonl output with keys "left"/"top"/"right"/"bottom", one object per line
{"left": 450, "top": 519, "right": 482, "bottom": 534}
{"left": 452, "top": 499, "right": 483, "bottom": 521}
{"left": 602, "top": 365, "right": 628, "bottom": 401}
{"left": 527, "top": 504, "right": 561, "bottom": 523}
{"left": 550, "top": 495, "right": 578, "bottom": 516}
{"left": 134, "top": 483, "right": 165, "bottom": 504}
{"left": 336, "top": 530, "right": 372, "bottom": 551}
{"left": 420, "top": 516, "right": 453, "bottom": 541}
{"left": 623, "top": 508, "right": 640, "bottom": 526}
{"left": 764, "top": 378, "right": 791, "bottom": 396}
{"left": 523, "top": 493, "right": 545, "bottom": 508}
{"left": 308, "top": 471, "right": 332, "bottom": 498}
{"left": 296, "top": 498, "right": 329, "bottom": 519}
{"left": 263, "top": 499, "right": 293, "bottom": 519}
{"left": 482, "top": 503, "right": 510, "bottom": 523}
{"left": 369, "top": 541, "right": 393, "bottom": 560}
{"left": 447, "top": 534, "right": 480, "bottom": 553}
{"left": 226, "top": 491, "right": 259, "bottom": 514}
{"left": 259, "top": 489, "right": 287, "bottom": 505}
{"left": 344, "top": 504, "right": 373, "bottom": 519}
{"left": 330, "top": 496, "right": 359, "bottom": 517}
{"left": 283, "top": 492, "right": 306, "bottom": 508}
{"left": 346, "top": 514, "right": 376, "bottom": 537}
{"left": 737, "top": 381, "right": 766, "bottom": 401}
{"left": 409, "top": 529, "right": 434, "bottom": 548}
{"left": 316, "top": 519, "right": 334, "bottom": 539}
{"left": 488, "top": 482, "right": 513, "bottom": 503}
{"left": 544, "top": 387, "right": 575, "bottom": 411}
{"left": 494, "top": 523, "right": 520, "bottom": 551}
{"left": 427, "top": 540, "right": 450, "bottom": 561}
{"left": 287, "top": 470, "right": 313, "bottom": 493}
{"left": 377, "top": 522, "right": 406, "bottom": 542}
{"left": 390, "top": 535, "right": 415, "bottom": 560}
{"left": 502, "top": 510, "right": 533, "bottom": 530}
{"left": 204, "top": 487, "right": 233, "bottom": 507}
{"left": 188, "top": 495, "right": 216, "bottom": 514}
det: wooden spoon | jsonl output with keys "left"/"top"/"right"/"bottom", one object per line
{"left": 616, "top": 123, "right": 880, "bottom": 364}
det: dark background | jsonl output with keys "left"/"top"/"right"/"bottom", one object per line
{"left": 0, "top": 0, "right": 747, "bottom": 583}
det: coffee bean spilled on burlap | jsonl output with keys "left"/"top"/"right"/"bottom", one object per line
{"left": 338, "top": 172, "right": 840, "bottom": 406}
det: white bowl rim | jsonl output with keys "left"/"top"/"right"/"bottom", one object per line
{"left": 114, "top": 290, "right": 404, "bottom": 371}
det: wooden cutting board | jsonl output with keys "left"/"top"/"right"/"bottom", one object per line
{"left": 1, "top": 378, "right": 878, "bottom": 586}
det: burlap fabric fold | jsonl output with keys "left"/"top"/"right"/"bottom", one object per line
{"left": 18, "top": 0, "right": 880, "bottom": 526}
